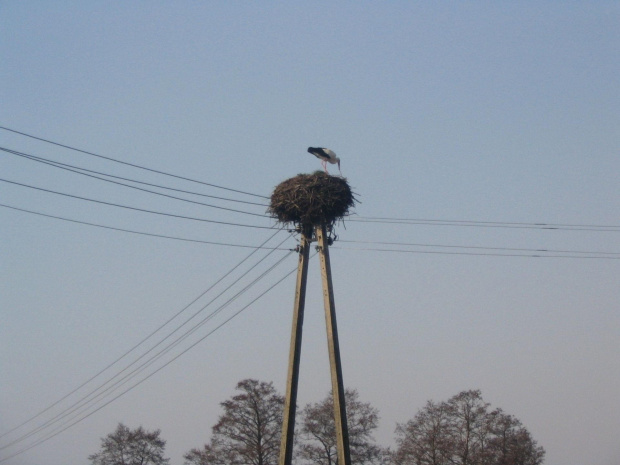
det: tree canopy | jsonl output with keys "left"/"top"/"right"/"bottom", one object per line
{"left": 393, "top": 390, "right": 545, "bottom": 465}
{"left": 184, "top": 379, "right": 284, "bottom": 465}
{"left": 185, "top": 382, "right": 389, "bottom": 465}
{"left": 88, "top": 423, "right": 169, "bottom": 465}
{"left": 297, "top": 388, "right": 387, "bottom": 465}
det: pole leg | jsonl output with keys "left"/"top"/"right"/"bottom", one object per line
{"left": 279, "top": 227, "right": 312, "bottom": 465}
{"left": 316, "top": 224, "right": 352, "bottom": 465}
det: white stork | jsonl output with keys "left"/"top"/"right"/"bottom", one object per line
{"left": 307, "top": 147, "right": 341, "bottom": 174}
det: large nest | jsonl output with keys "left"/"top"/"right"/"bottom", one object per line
{"left": 268, "top": 172, "right": 357, "bottom": 228}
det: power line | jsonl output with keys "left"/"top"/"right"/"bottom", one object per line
{"left": 0, "top": 203, "right": 288, "bottom": 249}
{"left": 1, "top": 146, "right": 268, "bottom": 207}
{"left": 6, "top": 201, "right": 615, "bottom": 260}
{"left": 333, "top": 244, "right": 620, "bottom": 259}
{"left": 0, "top": 125, "right": 269, "bottom": 199}
{"left": 4, "top": 134, "right": 615, "bottom": 233}
{"left": 0, "top": 228, "right": 286, "bottom": 443}
{"left": 0, "top": 178, "right": 275, "bottom": 230}
{"left": 3, "top": 176, "right": 616, "bottom": 259}
{"left": 0, "top": 147, "right": 267, "bottom": 218}
{"left": 349, "top": 216, "right": 620, "bottom": 232}
{"left": 0, "top": 252, "right": 300, "bottom": 462}
{"left": 338, "top": 239, "right": 620, "bottom": 258}
{"left": 3, "top": 127, "right": 616, "bottom": 232}
{"left": 0, "top": 234, "right": 295, "bottom": 454}
{"left": 1, "top": 244, "right": 292, "bottom": 451}
{"left": 65, "top": 250, "right": 293, "bottom": 419}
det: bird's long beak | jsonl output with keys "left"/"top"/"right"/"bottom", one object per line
{"left": 337, "top": 160, "right": 341, "bottom": 173}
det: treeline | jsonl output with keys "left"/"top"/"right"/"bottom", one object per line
{"left": 89, "top": 379, "right": 545, "bottom": 465}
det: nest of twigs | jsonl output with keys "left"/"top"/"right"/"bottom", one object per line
{"left": 268, "top": 172, "right": 357, "bottom": 228}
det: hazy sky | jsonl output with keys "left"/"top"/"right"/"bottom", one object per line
{"left": 1, "top": 3, "right": 619, "bottom": 465}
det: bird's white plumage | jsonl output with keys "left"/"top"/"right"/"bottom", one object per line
{"left": 307, "top": 147, "right": 341, "bottom": 174}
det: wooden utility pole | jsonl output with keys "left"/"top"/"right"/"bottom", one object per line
{"left": 316, "top": 223, "right": 352, "bottom": 465}
{"left": 278, "top": 223, "right": 351, "bottom": 465}
{"left": 279, "top": 225, "right": 311, "bottom": 465}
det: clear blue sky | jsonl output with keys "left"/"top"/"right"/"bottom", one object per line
{"left": 1, "top": 3, "right": 619, "bottom": 465}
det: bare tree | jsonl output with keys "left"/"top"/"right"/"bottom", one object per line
{"left": 394, "top": 391, "right": 544, "bottom": 465}
{"left": 184, "top": 379, "right": 284, "bottom": 465}
{"left": 393, "top": 400, "right": 452, "bottom": 465}
{"left": 88, "top": 423, "right": 169, "bottom": 465}
{"left": 445, "top": 390, "right": 495, "bottom": 465}
{"left": 488, "top": 411, "right": 545, "bottom": 465}
{"left": 297, "top": 388, "right": 387, "bottom": 465}
{"left": 183, "top": 440, "right": 238, "bottom": 465}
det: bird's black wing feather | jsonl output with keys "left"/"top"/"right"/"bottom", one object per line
{"left": 307, "top": 147, "right": 327, "bottom": 158}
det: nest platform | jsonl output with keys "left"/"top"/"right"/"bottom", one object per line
{"left": 268, "top": 172, "right": 356, "bottom": 229}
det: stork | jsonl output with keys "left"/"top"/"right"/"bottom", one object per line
{"left": 307, "top": 147, "right": 341, "bottom": 174}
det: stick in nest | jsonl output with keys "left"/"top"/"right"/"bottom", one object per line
{"left": 268, "top": 172, "right": 357, "bottom": 229}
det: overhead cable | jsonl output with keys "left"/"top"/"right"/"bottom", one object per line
{"left": 0, "top": 253, "right": 299, "bottom": 462}
{"left": 0, "top": 125, "right": 269, "bottom": 199}
{"left": 0, "top": 147, "right": 267, "bottom": 217}
{"left": 349, "top": 216, "right": 620, "bottom": 232}
{"left": 0, "top": 228, "right": 285, "bottom": 442}
{"left": 0, "top": 178, "right": 274, "bottom": 229}
{"left": 0, "top": 237, "right": 295, "bottom": 455}
{"left": 0, "top": 204, "right": 287, "bottom": 249}
{"left": 1, "top": 146, "right": 268, "bottom": 206}
{"left": 3, "top": 199, "right": 616, "bottom": 259}
{"left": 338, "top": 239, "right": 620, "bottom": 258}
{"left": 333, "top": 244, "right": 620, "bottom": 259}
{"left": 1, "top": 239, "right": 292, "bottom": 451}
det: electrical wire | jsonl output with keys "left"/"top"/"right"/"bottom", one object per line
{"left": 1, "top": 243, "right": 292, "bottom": 451}
{"left": 348, "top": 216, "right": 620, "bottom": 232}
{"left": 4, "top": 125, "right": 617, "bottom": 459}
{"left": 0, "top": 252, "right": 300, "bottom": 462}
{"left": 333, "top": 244, "right": 620, "bottom": 259}
{"left": 0, "top": 148, "right": 267, "bottom": 218}
{"left": 57, "top": 250, "right": 293, "bottom": 428}
{"left": 1, "top": 231, "right": 291, "bottom": 434}
{"left": 0, "top": 178, "right": 275, "bottom": 229}
{"left": 6, "top": 201, "right": 615, "bottom": 259}
{"left": 1, "top": 146, "right": 269, "bottom": 207}
{"left": 3, "top": 176, "right": 616, "bottom": 259}
{"left": 2, "top": 126, "right": 616, "bottom": 449}
{"left": 0, "top": 236, "right": 297, "bottom": 456}
{"left": 0, "top": 228, "right": 285, "bottom": 442}
{"left": 3, "top": 134, "right": 616, "bottom": 232}
{"left": 338, "top": 239, "right": 620, "bottom": 258}
{"left": 5, "top": 195, "right": 617, "bottom": 258}
{"left": 3, "top": 127, "right": 617, "bottom": 232}
{"left": 0, "top": 125, "right": 269, "bottom": 199}
{"left": 9, "top": 150, "right": 267, "bottom": 217}
{"left": 0, "top": 203, "right": 287, "bottom": 249}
